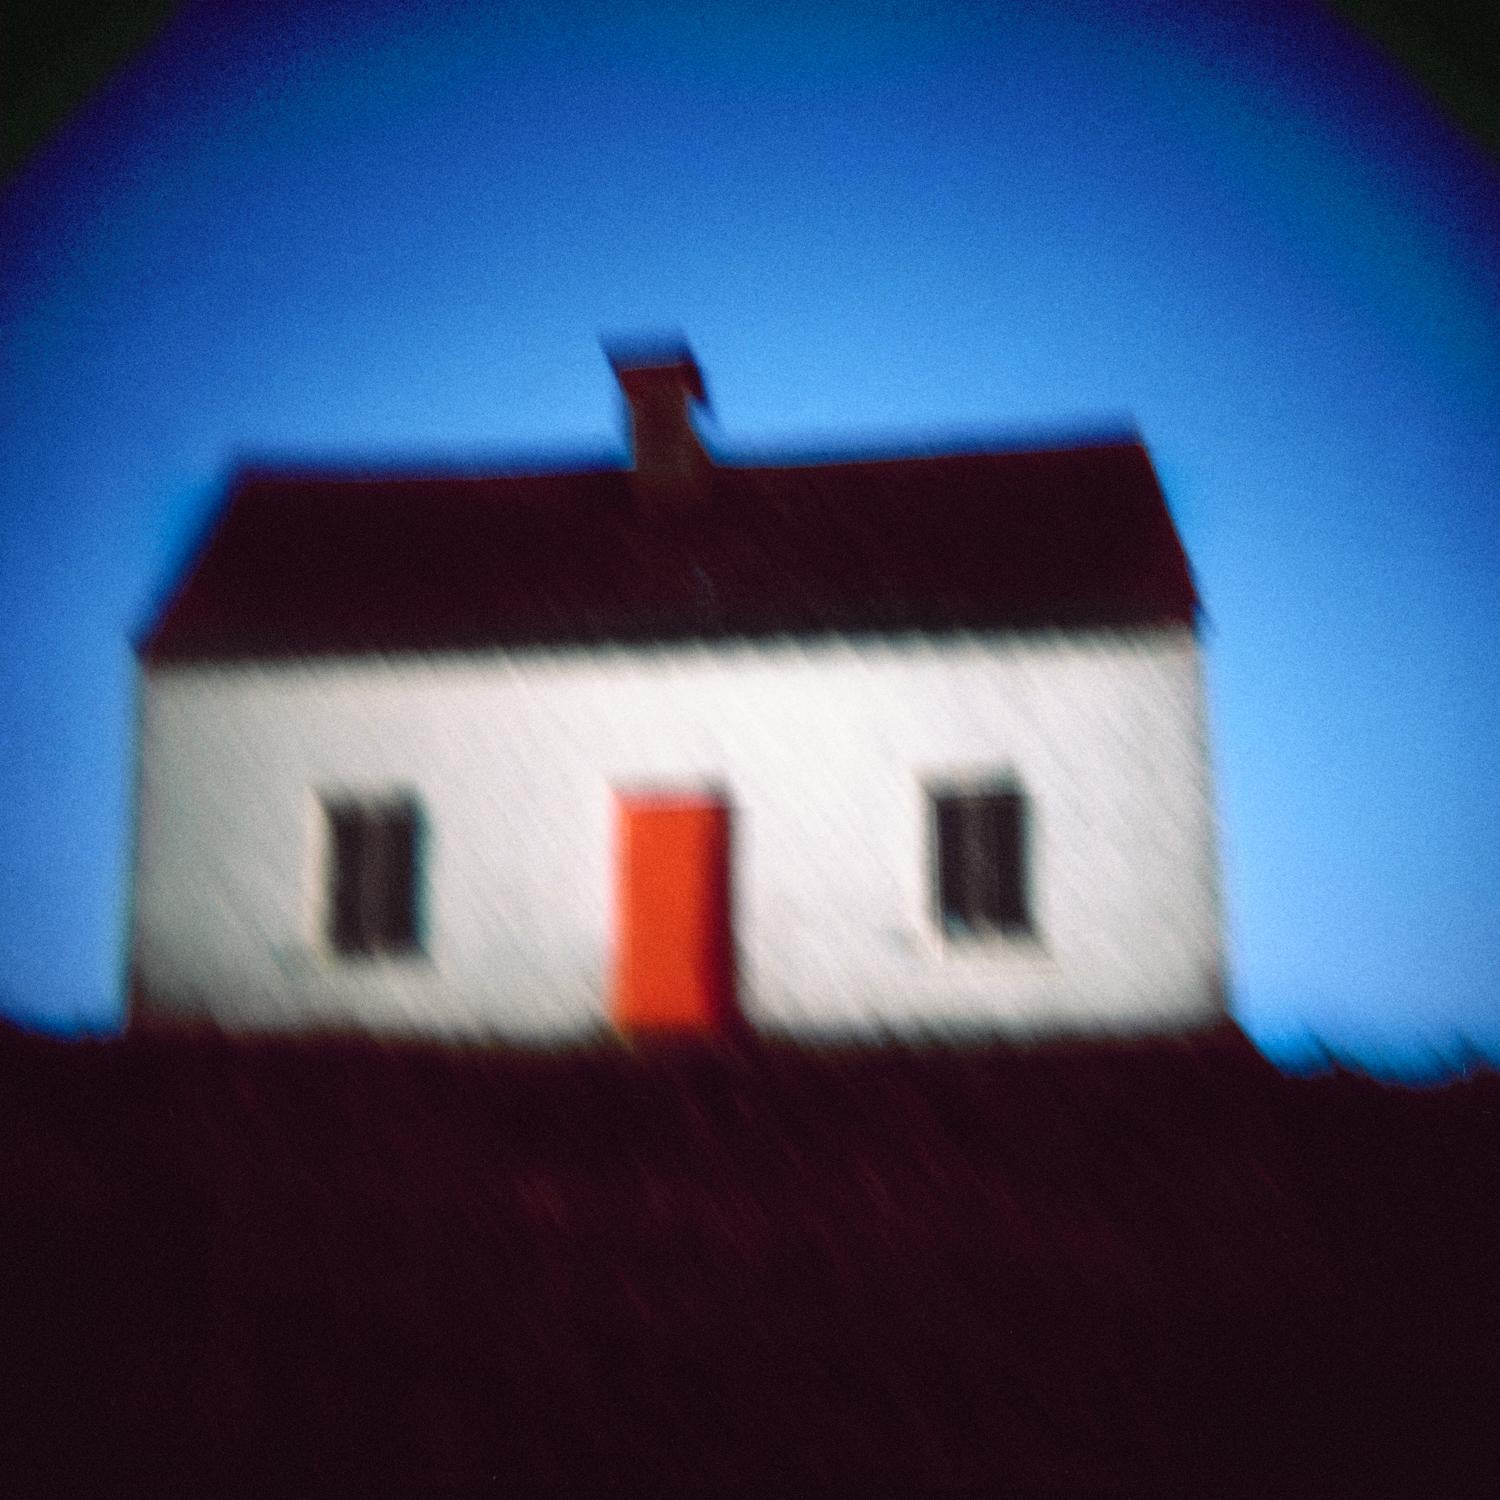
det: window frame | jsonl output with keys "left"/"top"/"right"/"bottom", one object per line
{"left": 318, "top": 791, "right": 426, "bottom": 960}
{"left": 926, "top": 775, "right": 1036, "bottom": 945}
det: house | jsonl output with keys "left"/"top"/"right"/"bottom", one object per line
{"left": 128, "top": 342, "right": 1227, "bottom": 1042}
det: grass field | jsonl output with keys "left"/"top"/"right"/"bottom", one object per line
{"left": 4, "top": 1023, "right": 1496, "bottom": 1493}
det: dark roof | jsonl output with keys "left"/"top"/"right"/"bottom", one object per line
{"left": 140, "top": 441, "right": 1199, "bottom": 664}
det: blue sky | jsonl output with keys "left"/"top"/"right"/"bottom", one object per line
{"left": 2, "top": 0, "right": 1496, "bottom": 1073}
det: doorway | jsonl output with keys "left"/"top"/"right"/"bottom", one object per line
{"left": 611, "top": 790, "right": 736, "bottom": 1034}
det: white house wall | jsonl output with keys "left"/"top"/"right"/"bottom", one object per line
{"left": 130, "top": 630, "right": 1226, "bottom": 1041}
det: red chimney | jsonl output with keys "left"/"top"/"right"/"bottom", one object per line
{"left": 607, "top": 340, "right": 711, "bottom": 509}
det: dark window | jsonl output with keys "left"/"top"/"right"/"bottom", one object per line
{"left": 325, "top": 798, "right": 422, "bottom": 956}
{"left": 932, "top": 786, "right": 1032, "bottom": 937}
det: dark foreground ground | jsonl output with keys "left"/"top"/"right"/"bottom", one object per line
{"left": 3, "top": 1023, "right": 1497, "bottom": 1495}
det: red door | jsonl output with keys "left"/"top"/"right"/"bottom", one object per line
{"left": 612, "top": 791, "right": 736, "bottom": 1034}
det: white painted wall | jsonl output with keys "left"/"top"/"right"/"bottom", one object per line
{"left": 129, "top": 629, "right": 1227, "bottom": 1041}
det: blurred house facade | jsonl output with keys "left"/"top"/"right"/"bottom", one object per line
{"left": 129, "top": 343, "right": 1226, "bottom": 1041}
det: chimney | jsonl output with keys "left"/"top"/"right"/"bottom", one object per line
{"left": 607, "top": 340, "right": 712, "bottom": 509}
